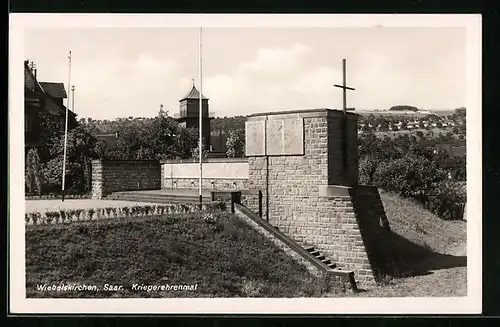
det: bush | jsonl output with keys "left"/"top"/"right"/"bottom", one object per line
{"left": 358, "top": 156, "right": 379, "bottom": 185}
{"left": 226, "top": 129, "right": 245, "bottom": 158}
{"left": 373, "top": 155, "right": 448, "bottom": 201}
{"left": 25, "top": 148, "right": 44, "bottom": 195}
{"left": 427, "top": 182, "right": 466, "bottom": 220}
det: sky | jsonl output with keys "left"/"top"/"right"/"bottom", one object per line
{"left": 24, "top": 27, "right": 466, "bottom": 120}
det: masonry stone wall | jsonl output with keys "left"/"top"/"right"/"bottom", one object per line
{"left": 162, "top": 178, "right": 248, "bottom": 191}
{"left": 349, "top": 185, "right": 393, "bottom": 283}
{"left": 161, "top": 158, "right": 248, "bottom": 191}
{"left": 240, "top": 190, "right": 262, "bottom": 216}
{"left": 246, "top": 109, "right": 383, "bottom": 288}
{"left": 234, "top": 207, "right": 353, "bottom": 291}
{"left": 91, "top": 160, "right": 161, "bottom": 199}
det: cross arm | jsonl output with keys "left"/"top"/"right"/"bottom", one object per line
{"left": 333, "top": 84, "right": 355, "bottom": 91}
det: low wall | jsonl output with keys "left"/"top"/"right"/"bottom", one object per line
{"left": 161, "top": 158, "right": 249, "bottom": 191}
{"left": 92, "top": 160, "right": 161, "bottom": 199}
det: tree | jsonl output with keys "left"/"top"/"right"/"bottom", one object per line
{"left": 136, "top": 146, "right": 154, "bottom": 160}
{"left": 358, "top": 156, "right": 379, "bottom": 185}
{"left": 389, "top": 105, "right": 419, "bottom": 112}
{"left": 361, "top": 124, "right": 372, "bottom": 132}
{"left": 379, "top": 120, "right": 389, "bottom": 132}
{"left": 42, "top": 126, "right": 98, "bottom": 193}
{"left": 211, "top": 116, "right": 246, "bottom": 134}
{"left": 191, "top": 139, "right": 208, "bottom": 161}
{"left": 454, "top": 107, "right": 466, "bottom": 117}
{"left": 94, "top": 139, "right": 108, "bottom": 159}
{"left": 139, "top": 114, "right": 179, "bottom": 159}
{"left": 25, "top": 148, "right": 43, "bottom": 195}
{"left": 174, "top": 127, "right": 198, "bottom": 159}
{"left": 373, "top": 154, "right": 448, "bottom": 201}
{"left": 226, "top": 128, "right": 245, "bottom": 158}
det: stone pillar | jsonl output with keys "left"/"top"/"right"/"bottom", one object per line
{"left": 91, "top": 159, "right": 103, "bottom": 199}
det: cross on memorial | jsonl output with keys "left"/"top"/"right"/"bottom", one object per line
{"left": 333, "top": 59, "right": 355, "bottom": 171}
{"left": 334, "top": 59, "right": 355, "bottom": 114}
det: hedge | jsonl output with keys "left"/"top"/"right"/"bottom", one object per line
{"left": 25, "top": 194, "right": 92, "bottom": 200}
{"left": 25, "top": 201, "right": 227, "bottom": 226}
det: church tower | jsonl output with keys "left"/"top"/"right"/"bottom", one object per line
{"left": 176, "top": 82, "right": 212, "bottom": 151}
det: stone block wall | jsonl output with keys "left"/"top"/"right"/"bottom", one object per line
{"left": 314, "top": 193, "right": 375, "bottom": 286}
{"left": 91, "top": 160, "right": 161, "bottom": 199}
{"left": 161, "top": 158, "right": 248, "bottom": 191}
{"left": 349, "top": 185, "right": 392, "bottom": 283}
{"left": 241, "top": 190, "right": 262, "bottom": 217}
{"left": 162, "top": 177, "right": 248, "bottom": 191}
{"left": 234, "top": 206, "right": 354, "bottom": 291}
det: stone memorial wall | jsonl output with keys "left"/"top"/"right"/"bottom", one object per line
{"left": 245, "top": 109, "right": 387, "bottom": 287}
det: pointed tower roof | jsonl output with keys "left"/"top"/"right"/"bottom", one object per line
{"left": 180, "top": 83, "right": 208, "bottom": 101}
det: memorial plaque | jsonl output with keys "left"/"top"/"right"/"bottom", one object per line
{"left": 283, "top": 118, "right": 304, "bottom": 155}
{"left": 246, "top": 118, "right": 304, "bottom": 156}
{"left": 266, "top": 120, "right": 284, "bottom": 155}
{"left": 245, "top": 121, "right": 266, "bottom": 156}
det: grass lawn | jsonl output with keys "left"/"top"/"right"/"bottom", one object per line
{"left": 355, "top": 190, "right": 467, "bottom": 297}
{"left": 26, "top": 212, "right": 336, "bottom": 298}
{"left": 25, "top": 191, "right": 467, "bottom": 298}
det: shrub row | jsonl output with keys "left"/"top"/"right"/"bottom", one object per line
{"left": 25, "top": 194, "right": 92, "bottom": 200}
{"left": 359, "top": 155, "right": 466, "bottom": 220}
{"left": 25, "top": 201, "right": 226, "bottom": 226}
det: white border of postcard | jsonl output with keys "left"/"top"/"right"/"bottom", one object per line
{"left": 9, "top": 13, "right": 482, "bottom": 314}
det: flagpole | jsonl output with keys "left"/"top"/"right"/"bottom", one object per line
{"left": 71, "top": 85, "right": 75, "bottom": 114}
{"left": 198, "top": 27, "right": 203, "bottom": 207}
{"left": 61, "top": 50, "right": 71, "bottom": 202}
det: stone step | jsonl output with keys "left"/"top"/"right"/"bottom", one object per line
{"left": 106, "top": 195, "right": 211, "bottom": 204}
{"left": 300, "top": 245, "right": 338, "bottom": 271}
{"left": 304, "top": 246, "right": 315, "bottom": 252}
{"left": 110, "top": 193, "right": 211, "bottom": 200}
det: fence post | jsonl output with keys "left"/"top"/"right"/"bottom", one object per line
{"left": 230, "top": 191, "right": 241, "bottom": 214}
{"left": 258, "top": 190, "right": 263, "bottom": 218}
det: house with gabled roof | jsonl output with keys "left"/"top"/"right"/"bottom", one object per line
{"left": 24, "top": 60, "right": 77, "bottom": 151}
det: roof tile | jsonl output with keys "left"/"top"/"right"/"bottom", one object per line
{"left": 180, "top": 85, "right": 208, "bottom": 101}
{"left": 39, "top": 82, "right": 67, "bottom": 99}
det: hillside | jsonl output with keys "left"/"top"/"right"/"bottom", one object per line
{"left": 357, "top": 190, "right": 467, "bottom": 297}
{"left": 25, "top": 212, "right": 335, "bottom": 298}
